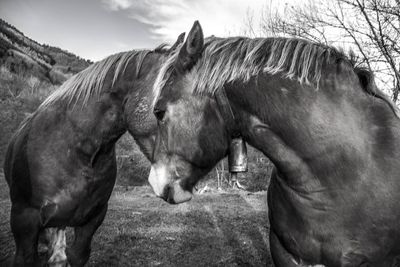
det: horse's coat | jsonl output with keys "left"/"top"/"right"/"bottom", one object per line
{"left": 150, "top": 21, "right": 400, "bottom": 266}
{"left": 3, "top": 36, "right": 183, "bottom": 266}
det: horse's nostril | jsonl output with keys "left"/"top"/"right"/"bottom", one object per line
{"left": 154, "top": 108, "right": 166, "bottom": 121}
{"left": 160, "top": 186, "right": 170, "bottom": 201}
{"left": 159, "top": 186, "right": 176, "bottom": 204}
{"left": 166, "top": 194, "right": 176, "bottom": 204}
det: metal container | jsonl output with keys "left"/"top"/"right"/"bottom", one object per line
{"left": 228, "top": 137, "right": 248, "bottom": 172}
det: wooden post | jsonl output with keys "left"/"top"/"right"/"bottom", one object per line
{"left": 231, "top": 172, "right": 237, "bottom": 187}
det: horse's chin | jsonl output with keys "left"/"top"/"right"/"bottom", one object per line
{"left": 148, "top": 164, "right": 193, "bottom": 204}
{"left": 167, "top": 181, "right": 193, "bottom": 204}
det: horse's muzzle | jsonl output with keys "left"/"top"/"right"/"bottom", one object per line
{"left": 149, "top": 164, "right": 193, "bottom": 204}
{"left": 160, "top": 182, "right": 192, "bottom": 204}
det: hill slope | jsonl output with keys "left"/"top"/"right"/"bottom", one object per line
{"left": 0, "top": 18, "right": 91, "bottom": 86}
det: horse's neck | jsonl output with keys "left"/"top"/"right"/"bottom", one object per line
{"left": 244, "top": 115, "right": 322, "bottom": 192}
{"left": 62, "top": 95, "right": 126, "bottom": 166}
{"left": 234, "top": 74, "right": 379, "bottom": 191}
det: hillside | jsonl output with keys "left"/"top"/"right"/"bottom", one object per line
{"left": 0, "top": 18, "right": 91, "bottom": 86}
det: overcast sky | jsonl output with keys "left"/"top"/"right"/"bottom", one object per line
{"left": 0, "top": 0, "right": 278, "bottom": 61}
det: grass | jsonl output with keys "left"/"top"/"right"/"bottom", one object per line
{"left": 0, "top": 173, "right": 273, "bottom": 267}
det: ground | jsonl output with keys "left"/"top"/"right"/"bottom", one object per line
{"left": 0, "top": 172, "right": 273, "bottom": 267}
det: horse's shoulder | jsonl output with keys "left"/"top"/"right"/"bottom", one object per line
{"left": 30, "top": 104, "right": 66, "bottom": 134}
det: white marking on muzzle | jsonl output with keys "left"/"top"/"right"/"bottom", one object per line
{"left": 148, "top": 164, "right": 170, "bottom": 197}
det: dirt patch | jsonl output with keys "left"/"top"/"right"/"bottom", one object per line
{"left": 0, "top": 174, "right": 273, "bottom": 267}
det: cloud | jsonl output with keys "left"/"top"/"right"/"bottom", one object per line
{"left": 101, "top": 0, "right": 266, "bottom": 42}
{"left": 102, "top": 0, "right": 133, "bottom": 11}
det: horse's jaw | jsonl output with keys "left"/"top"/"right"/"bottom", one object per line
{"left": 148, "top": 164, "right": 193, "bottom": 204}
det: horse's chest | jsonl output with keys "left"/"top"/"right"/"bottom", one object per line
{"left": 49, "top": 168, "right": 116, "bottom": 225}
{"left": 268, "top": 175, "right": 338, "bottom": 264}
{"left": 268, "top": 175, "right": 397, "bottom": 266}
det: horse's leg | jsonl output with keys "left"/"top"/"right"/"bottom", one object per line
{"left": 269, "top": 231, "right": 302, "bottom": 267}
{"left": 47, "top": 228, "right": 68, "bottom": 267}
{"left": 10, "top": 204, "right": 41, "bottom": 267}
{"left": 67, "top": 204, "right": 107, "bottom": 267}
{"left": 38, "top": 228, "right": 53, "bottom": 254}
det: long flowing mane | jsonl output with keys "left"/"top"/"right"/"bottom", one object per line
{"left": 40, "top": 49, "right": 154, "bottom": 108}
{"left": 153, "top": 36, "right": 350, "bottom": 100}
{"left": 12, "top": 45, "right": 170, "bottom": 138}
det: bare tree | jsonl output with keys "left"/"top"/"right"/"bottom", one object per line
{"left": 246, "top": 0, "right": 400, "bottom": 102}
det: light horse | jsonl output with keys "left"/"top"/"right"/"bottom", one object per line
{"left": 3, "top": 34, "right": 184, "bottom": 267}
{"left": 150, "top": 21, "right": 400, "bottom": 266}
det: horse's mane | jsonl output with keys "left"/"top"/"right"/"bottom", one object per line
{"left": 153, "top": 36, "right": 349, "bottom": 100}
{"left": 40, "top": 47, "right": 165, "bottom": 108}
{"left": 12, "top": 45, "right": 171, "bottom": 138}
{"left": 154, "top": 36, "right": 400, "bottom": 119}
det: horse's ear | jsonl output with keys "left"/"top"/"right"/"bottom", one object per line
{"left": 169, "top": 32, "right": 185, "bottom": 53}
{"left": 185, "top": 21, "right": 203, "bottom": 55}
{"left": 177, "top": 21, "right": 204, "bottom": 70}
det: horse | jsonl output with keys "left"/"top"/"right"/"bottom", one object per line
{"left": 149, "top": 21, "right": 400, "bottom": 266}
{"left": 3, "top": 33, "right": 185, "bottom": 267}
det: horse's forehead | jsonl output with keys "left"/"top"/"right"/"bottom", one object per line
{"left": 182, "top": 73, "right": 196, "bottom": 94}
{"left": 159, "top": 71, "right": 192, "bottom": 99}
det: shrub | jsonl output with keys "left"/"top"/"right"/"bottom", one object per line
{"left": 115, "top": 133, "right": 150, "bottom": 186}
{"left": 197, "top": 146, "right": 273, "bottom": 192}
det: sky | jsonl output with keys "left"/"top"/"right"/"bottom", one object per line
{"left": 0, "top": 0, "right": 275, "bottom": 61}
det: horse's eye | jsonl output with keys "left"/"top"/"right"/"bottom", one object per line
{"left": 154, "top": 108, "right": 166, "bottom": 121}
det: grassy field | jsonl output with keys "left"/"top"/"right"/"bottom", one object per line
{"left": 0, "top": 172, "right": 273, "bottom": 267}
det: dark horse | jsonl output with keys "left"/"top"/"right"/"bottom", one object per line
{"left": 3, "top": 34, "right": 184, "bottom": 267}
{"left": 150, "top": 21, "right": 400, "bottom": 266}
